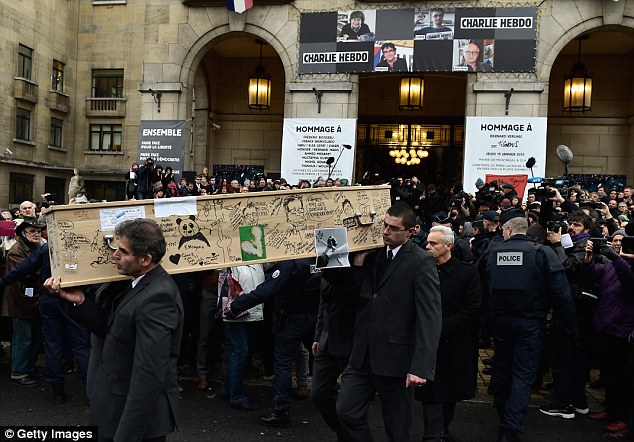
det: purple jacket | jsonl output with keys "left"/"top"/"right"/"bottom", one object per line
{"left": 582, "top": 257, "right": 634, "bottom": 339}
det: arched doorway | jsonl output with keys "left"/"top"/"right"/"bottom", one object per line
{"left": 546, "top": 27, "right": 634, "bottom": 182}
{"left": 178, "top": 32, "right": 287, "bottom": 182}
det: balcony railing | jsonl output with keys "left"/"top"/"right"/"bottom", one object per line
{"left": 48, "top": 90, "right": 70, "bottom": 113}
{"left": 14, "top": 77, "right": 39, "bottom": 103}
{"left": 85, "top": 97, "right": 127, "bottom": 117}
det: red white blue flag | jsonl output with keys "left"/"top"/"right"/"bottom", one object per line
{"left": 227, "top": 0, "right": 253, "bottom": 13}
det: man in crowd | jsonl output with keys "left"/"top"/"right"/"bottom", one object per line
{"left": 311, "top": 259, "right": 361, "bottom": 439}
{"left": 18, "top": 201, "right": 36, "bottom": 219}
{"left": 4, "top": 218, "right": 46, "bottom": 387}
{"left": 226, "top": 258, "right": 321, "bottom": 428}
{"left": 543, "top": 209, "right": 593, "bottom": 418}
{"left": 417, "top": 225, "right": 480, "bottom": 441}
{"left": 336, "top": 202, "right": 442, "bottom": 441}
{"left": 45, "top": 219, "right": 183, "bottom": 441}
{"left": 486, "top": 209, "right": 577, "bottom": 442}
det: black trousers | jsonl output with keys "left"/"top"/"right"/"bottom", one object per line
{"left": 310, "top": 346, "right": 349, "bottom": 438}
{"left": 336, "top": 356, "right": 414, "bottom": 442}
{"left": 421, "top": 401, "right": 456, "bottom": 441}
{"left": 597, "top": 332, "right": 631, "bottom": 420}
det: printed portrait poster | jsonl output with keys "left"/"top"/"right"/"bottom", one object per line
{"left": 137, "top": 120, "right": 187, "bottom": 179}
{"left": 281, "top": 119, "right": 357, "bottom": 185}
{"left": 314, "top": 227, "right": 350, "bottom": 269}
{"left": 463, "top": 117, "right": 547, "bottom": 200}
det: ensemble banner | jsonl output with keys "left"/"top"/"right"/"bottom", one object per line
{"left": 281, "top": 119, "right": 357, "bottom": 185}
{"left": 463, "top": 117, "right": 547, "bottom": 199}
{"left": 299, "top": 7, "right": 536, "bottom": 74}
{"left": 137, "top": 120, "right": 186, "bottom": 178}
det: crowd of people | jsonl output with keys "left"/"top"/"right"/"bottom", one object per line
{"left": 1, "top": 168, "right": 634, "bottom": 442}
{"left": 125, "top": 158, "right": 349, "bottom": 200}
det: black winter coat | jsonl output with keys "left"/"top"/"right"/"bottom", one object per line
{"left": 415, "top": 257, "right": 481, "bottom": 403}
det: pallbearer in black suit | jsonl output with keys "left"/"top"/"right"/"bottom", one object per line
{"left": 417, "top": 225, "right": 481, "bottom": 441}
{"left": 45, "top": 219, "right": 183, "bottom": 442}
{"left": 336, "top": 203, "right": 442, "bottom": 442}
{"left": 310, "top": 265, "right": 361, "bottom": 439}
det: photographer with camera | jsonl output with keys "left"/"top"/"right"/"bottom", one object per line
{"left": 136, "top": 158, "right": 155, "bottom": 200}
{"left": 474, "top": 181, "right": 504, "bottom": 210}
{"left": 541, "top": 200, "right": 594, "bottom": 419}
{"left": 389, "top": 177, "right": 411, "bottom": 206}
{"left": 581, "top": 233, "right": 634, "bottom": 439}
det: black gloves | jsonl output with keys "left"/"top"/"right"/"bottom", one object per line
{"left": 600, "top": 244, "right": 620, "bottom": 261}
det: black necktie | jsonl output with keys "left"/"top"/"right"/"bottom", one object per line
{"left": 376, "top": 249, "right": 393, "bottom": 285}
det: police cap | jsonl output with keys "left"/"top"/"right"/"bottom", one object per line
{"left": 482, "top": 210, "right": 499, "bottom": 222}
{"left": 499, "top": 208, "right": 525, "bottom": 226}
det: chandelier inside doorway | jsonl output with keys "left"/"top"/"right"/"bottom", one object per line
{"left": 360, "top": 123, "right": 460, "bottom": 166}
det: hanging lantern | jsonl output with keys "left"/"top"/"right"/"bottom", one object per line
{"left": 248, "top": 39, "right": 271, "bottom": 111}
{"left": 399, "top": 76, "right": 424, "bottom": 111}
{"left": 563, "top": 35, "right": 592, "bottom": 112}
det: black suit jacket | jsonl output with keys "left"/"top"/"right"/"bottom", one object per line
{"left": 349, "top": 241, "right": 442, "bottom": 379}
{"left": 69, "top": 266, "right": 183, "bottom": 440}
{"left": 314, "top": 270, "right": 360, "bottom": 358}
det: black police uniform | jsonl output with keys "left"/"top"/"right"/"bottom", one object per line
{"left": 486, "top": 232, "right": 576, "bottom": 441}
{"left": 229, "top": 258, "right": 321, "bottom": 425}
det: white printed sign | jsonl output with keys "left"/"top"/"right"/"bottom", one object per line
{"left": 281, "top": 118, "right": 357, "bottom": 185}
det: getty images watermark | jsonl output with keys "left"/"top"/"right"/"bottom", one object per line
{"left": 0, "top": 427, "right": 97, "bottom": 441}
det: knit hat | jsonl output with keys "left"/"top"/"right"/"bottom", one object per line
{"left": 612, "top": 230, "right": 627, "bottom": 239}
{"left": 475, "top": 178, "right": 485, "bottom": 187}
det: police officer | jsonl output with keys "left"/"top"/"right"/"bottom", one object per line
{"left": 226, "top": 258, "right": 321, "bottom": 428}
{"left": 485, "top": 208, "right": 577, "bottom": 442}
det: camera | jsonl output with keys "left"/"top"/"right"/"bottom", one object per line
{"left": 536, "top": 177, "right": 570, "bottom": 200}
{"left": 476, "top": 181, "right": 502, "bottom": 205}
{"left": 547, "top": 211, "right": 569, "bottom": 232}
{"left": 590, "top": 237, "right": 608, "bottom": 252}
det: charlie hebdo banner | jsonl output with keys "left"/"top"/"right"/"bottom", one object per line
{"left": 299, "top": 7, "right": 536, "bottom": 74}
{"left": 137, "top": 120, "right": 186, "bottom": 178}
{"left": 281, "top": 119, "right": 357, "bottom": 185}
{"left": 463, "top": 117, "right": 547, "bottom": 200}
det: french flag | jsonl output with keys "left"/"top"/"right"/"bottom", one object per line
{"left": 227, "top": 0, "right": 253, "bottom": 13}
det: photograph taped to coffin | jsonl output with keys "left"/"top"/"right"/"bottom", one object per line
{"left": 43, "top": 186, "right": 391, "bottom": 287}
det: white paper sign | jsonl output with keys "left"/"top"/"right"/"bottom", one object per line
{"left": 99, "top": 206, "right": 147, "bottom": 231}
{"left": 463, "top": 117, "right": 547, "bottom": 200}
{"left": 281, "top": 118, "right": 357, "bottom": 185}
{"left": 154, "top": 196, "right": 197, "bottom": 218}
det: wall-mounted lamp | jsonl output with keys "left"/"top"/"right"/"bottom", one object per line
{"left": 313, "top": 88, "right": 323, "bottom": 113}
{"left": 248, "top": 39, "right": 271, "bottom": 111}
{"left": 399, "top": 76, "right": 424, "bottom": 111}
{"left": 149, "top": 88, "right": 162, "bottom": 113}
{"left": 563, "top": 35, "right": 592, "bottom": 112}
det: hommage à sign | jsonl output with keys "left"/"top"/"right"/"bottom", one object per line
{"left": 299, "top": 7, "right": 537, "bottom": 74}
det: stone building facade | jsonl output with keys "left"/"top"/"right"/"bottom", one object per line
{"left": 0, "top": 0, "right": 632, "bottom": 208}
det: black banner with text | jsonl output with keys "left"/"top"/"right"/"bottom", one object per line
{"left": 299, "top": 7, "right": 536, "bottom": 74}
